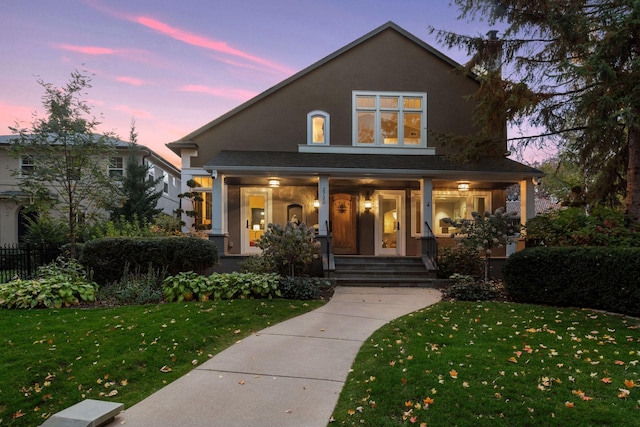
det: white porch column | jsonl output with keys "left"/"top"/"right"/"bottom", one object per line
{"left": 317, "top": 176, "right": 329, "bottom": 236}
{"left": 420, "top": 177, "right": 433, "bottom": 236}
{"left": 179, "top": 171, "right": 193, "bottom": 234}
{"left": 211, "top": 171, "right": 225, "bottom": 235}
{"left": 520, "top": 178, "right": 536, "bottom": 225}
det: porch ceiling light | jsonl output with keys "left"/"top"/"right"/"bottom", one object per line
{"left": 268, "top": 179, "right": 280, "bottom": 188}
{"left": 458, "top": 182, "right": 470, "bottom": 192}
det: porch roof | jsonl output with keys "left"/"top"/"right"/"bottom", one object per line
{"left": 204, "top": 150, "right": 542, "bottom": 182}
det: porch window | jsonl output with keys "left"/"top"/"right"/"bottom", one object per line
{"left": 353, "top": 91, "right": 426, "bottom": 147}
{"left": 191, "top": 176, "right": 212, "bottom": 229}
{"left": 307, "top": 110, "right": 330, "bottom": 145}
{"left": 109, "top": 157, "right": 124, "bottom": 178}
{"left": 410, "top": 191, "right": 422, "bottom": 237}
{"left": 433, "top": 190, "right": 491, "bottom": 236}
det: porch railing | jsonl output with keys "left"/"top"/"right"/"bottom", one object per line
{"left": 0, "top": 242, "right": 62, "bottom": 282}
{"left": 423, "top": 221, "right": 438, "bottom": 268}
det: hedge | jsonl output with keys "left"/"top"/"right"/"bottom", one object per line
{"left": 79, "top": 237, "right": 219, "bottom": 285}
{"left": 503, "top": 247, "right": 640, "bottom": 317}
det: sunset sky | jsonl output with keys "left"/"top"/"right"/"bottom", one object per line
{"left": 2, "top": 0, "right": 541, "bottom": 167}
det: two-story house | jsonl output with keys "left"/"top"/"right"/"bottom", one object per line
{"left": 0, "top": 136, "right": 181, "bottom": 244}
{"left": 167, "top": 22, "right": 542, "bottom": 278}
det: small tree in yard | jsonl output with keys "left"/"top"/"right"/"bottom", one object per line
{"left": 444, "top": 208, "right": 521, "bottom": 281}
{"left": 8, "top": 71, "right": 121, "bottom": 257}
{"left": 111, "top": 124, "right": 163, "bottom": 222}
{"left": 256, "top": 222, "right": 320, "bottom": 277}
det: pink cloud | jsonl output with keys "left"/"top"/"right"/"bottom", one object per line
{"left": 179, "top": 85, "right": 257, "bottom": 101}
{"left": 54, "top": 43, "right": 116, "bottom": 55}
{"left": 133, "top": 16, "right": 294, "bottom": 76}
{"left": 114, "top": 105, "right": 153, "bottom": 119}
{"left": 116, "top": 76, "right": 146, "bottom": 86}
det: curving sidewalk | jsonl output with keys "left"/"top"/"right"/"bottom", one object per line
{"left": 106, "top": 287, "right": 442, "bottom": 427}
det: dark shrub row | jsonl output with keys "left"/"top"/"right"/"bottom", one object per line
{"left": 503, "top": 247, "right": 640, "bottom": 317}
{"left": 80, "top": 237, "right": 219, "bottom": 285}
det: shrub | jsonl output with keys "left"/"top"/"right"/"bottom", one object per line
{"left": 240, "top": 254, "right": 275, "bottom": 274}
{"left": 162, "top": 271, "right": 211, "bottom": 302}
{"left": 442, "top": 274, "right": 502, "bottom": 301}
{"left": 525, "top": 206, "right": 640, "bottom": 247}
{"left": 209, "top": 272, "right": 281, "bottom": 300}
{"left": 0, "top": 258, "right": 97, "bottom": 308}
{"left": 503, "top": 247, "right": 640, "bottom": 317}
{"left": 99, "top": 263, "right": 166, "bottom": 305}
{"left": 162, "top": 271, "right": 281, "bottom": 302}
{"left": 437, "top": 245, "right": 484, "bottom": 279}
{"left": 256, "top": 222, "right": 320, "bottom": 277}
{"left": 80, "top": 237, "right": 219, "bottom": 285}
{"left": 444, "top": 208, "right": 521, "bottom": 280}
{"left": 279, "top": 276, "right": 328, "bottom": 300}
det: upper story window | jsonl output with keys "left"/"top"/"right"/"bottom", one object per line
{"left": 163, "top": 172, "right": 169, "bottom": 194}
{"left": 353, "top": 91, "right": 427, "bottom": 147}
{"left": 20, "top": 155, "right": 35, "bottom": 177}
{"left": 307, "top": 110, "right": 330, "bottom": 145}
{"left": 109, "top": 157, "right": 124, "bottom": 178}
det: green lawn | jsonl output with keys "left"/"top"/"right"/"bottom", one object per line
{"left": 332, "top": 301, "right": 640, "bottom": 426}
{"left": 0, "top": 299, "right": 325, "bottom": 426}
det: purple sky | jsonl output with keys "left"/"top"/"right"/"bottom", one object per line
{"left": 2, "top": 0, "right": 528, "bottom": 166}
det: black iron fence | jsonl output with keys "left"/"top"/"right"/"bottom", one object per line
{"left": 0, "top": 242, "right": 62, "bottom": 282}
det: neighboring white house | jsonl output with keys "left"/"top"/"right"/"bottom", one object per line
{"left": 0, "top": 135, "right": 181, "bottom": 244}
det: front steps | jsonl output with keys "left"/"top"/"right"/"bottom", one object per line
{"left": 332, "top": 256, "right": 438, "bottom": 287}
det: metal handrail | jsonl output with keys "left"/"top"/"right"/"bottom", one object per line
{"left": 423, "top": 221, "right": 438, "bottom": 266}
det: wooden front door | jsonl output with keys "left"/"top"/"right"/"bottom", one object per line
{"left": 331, "top": 193, "right": 357, "bottom": 254}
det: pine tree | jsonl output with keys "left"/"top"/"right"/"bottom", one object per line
{"left": 431, "top": 0, "right": 640, "bottom": 220}
{"left": 111, "top": 124, "right": 163, "bottom": 222}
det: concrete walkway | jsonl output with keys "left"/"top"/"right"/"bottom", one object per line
{"left": 106, "top": 287, "right": 442, "bottom": 427}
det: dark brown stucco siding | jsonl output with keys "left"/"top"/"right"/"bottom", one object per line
{"left": 188, "top": 28, "right": 494, "bottom": 168}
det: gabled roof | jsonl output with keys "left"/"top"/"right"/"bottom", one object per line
{"left": 167, "top": 21, "right": 469, "bottom": 153}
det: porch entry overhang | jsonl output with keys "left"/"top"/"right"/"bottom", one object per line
{"left": 204, "top": 150, "right": 542, "bottom": 182}
{"left": 199, "top": 150, "right": 542, "bottom": 258}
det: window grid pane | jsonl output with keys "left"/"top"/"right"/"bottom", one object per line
{"left": 357, "top": 96, "right": 375, "bottom": 109}
{"left": 357, "top": 112, "right": 375, "bottom": 143}
{"left": 354, "top": 92, "right": 425, "bottom": 147}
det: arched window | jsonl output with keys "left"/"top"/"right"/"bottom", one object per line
{"left": 307, "top": 110, "right": 330, "bottom": 145}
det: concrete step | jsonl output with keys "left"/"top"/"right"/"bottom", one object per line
{"left": 333, "top": 256, "right": 437, "bottom": 287}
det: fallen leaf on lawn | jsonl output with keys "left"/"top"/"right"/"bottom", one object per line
{"left": 192, "top": 359, "right": 198, "bottom": 365}
{"left": 565, "top": 401, "right": 575, "bottom": 408}
{"left": 160, "top": 365, "right": 172, "bottom": 373}
{"left": 234, "top": 329, "right": 241, "bottom": 334}
{"left": 120, "top": 380, "right": 128, "bottom": 386}
{"left": 13, "top": 410, "right": 25, "bottom": 419}
{"left": 423, "top": 396, "right": 434, "bottom": 405}
{"left": 463, "top": 381, "right": 470, "bottom": 388}
{"left": 618, "top": 388, "right": 630, "bottom": 398}
{"left": 347, "top": 409, "right": 356, "bottom": 416}
{"left": 615, "top": 360, "right": 625, "bottom": 365}
{"left": 106, "top": 389, "right": 118, "bottom": 397}
{"left": 508, "top": 357, "right": 518, "bottom": 363}
{"left": 405, "top": 400, "right": 413, "bottom": 407}
{"left": 450, "top": 369, "right": 458, "bottom": 379}
{"left": 601, "top": 377, "right": 612, "bottom": 384}
{"left": 625, "top": 379, "right": 635, "bottom": 388}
